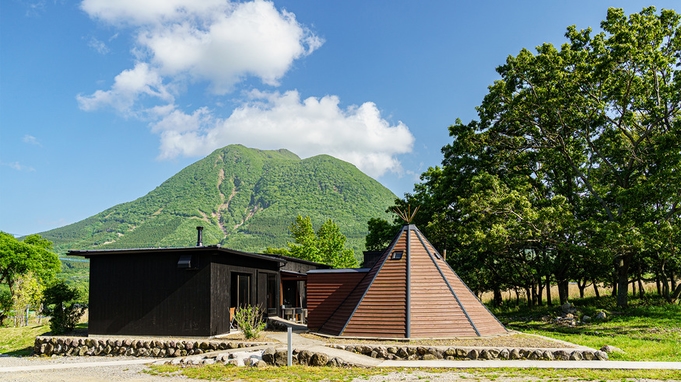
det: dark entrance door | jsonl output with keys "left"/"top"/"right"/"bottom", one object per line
{"left": 258, "top": 272, "right": 278, "bottom": 315}
{"left": 282, "top": 280, "right": 297, "bottom": 308}
{"left": 231, "top": 273, "right": 251, "bottom": 308}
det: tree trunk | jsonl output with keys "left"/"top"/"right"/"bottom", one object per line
{"left": 592, "top": 279, "right": 600, "bottom": 298}
{"left": 493, "top": 286, "right": 503, "bottom": 307}
{"left": 557, "top": 279, "right": 569, "bottom": 305}
{"left": 616, "top": 254, "right": 631, "bottom": 308}
{"left": 672, "top": 271, "right": 677, "bottom": 291}
{"left": 577, "top": 279, "right": 586, "bottom": 299}
{"left": 537, "top": 281, "right": 544, "bottom": 306}
{"left": 631, "top": 279, "right": 636, "bottom": 296}
{"left": 671, "top": 284, "right": 681, "bottom": 303}
{"left": 655, "top": 272, "right": 661, "bottom": 296}
{"left": 546, "top": 274, "right": 553, "bottom": 306}
{"left": 637, "top": 277, "right": 645, "bottom": 298}
{"left": 525, "top": 287, "right": 532, "bottom": 306}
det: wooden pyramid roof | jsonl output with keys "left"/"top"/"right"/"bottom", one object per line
{"left": 316, "top": 225, "right": 507, "bottom": 338}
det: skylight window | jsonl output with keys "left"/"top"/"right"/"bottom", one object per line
{"left": 391, "top": 251, "right": 403, "bottom": 260}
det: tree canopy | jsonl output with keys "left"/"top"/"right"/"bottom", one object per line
{"left": 266, "top": 216, "right": 359, "bottom": 268}
{"left": 0, "top": 232, "right": 61, "bottom": 323}
{"left": 0, "top": 232, "right": 60, "bottom": 296}
{"left": 381, "top": 7, "right": 680, "bottom": 308}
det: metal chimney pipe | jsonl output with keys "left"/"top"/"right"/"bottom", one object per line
{"left": 196, "top": 226, "right": 204, "bottom": 247}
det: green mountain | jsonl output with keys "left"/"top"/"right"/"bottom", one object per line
{"left": 41, "top": 145, "right": 397, "bottom": 260}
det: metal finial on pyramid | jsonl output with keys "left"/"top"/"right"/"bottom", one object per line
{"left": 394, "top": 205, "right": 419, "bottom": 224}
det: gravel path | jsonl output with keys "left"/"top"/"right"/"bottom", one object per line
{"left": 302, "top": 331, "right": 579, "bottom": 349}
{"left": 0, "top": 356, "right": 187, "bottom": 382}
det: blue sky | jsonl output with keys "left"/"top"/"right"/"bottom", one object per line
{"left": 1, "top": 0, "right": 678, "bottom": 236}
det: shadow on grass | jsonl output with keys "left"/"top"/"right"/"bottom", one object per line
{"left": 0, "top": 323, "right": 88, "bottom": 357}
{"left": 489, "top": 294, "right": 681, "bottom": 361}
{"left": 492, "top": 295, "right": 681, "bottom": 325}
{"left": 4, "top": 345, "right": 36, "bottom": 357}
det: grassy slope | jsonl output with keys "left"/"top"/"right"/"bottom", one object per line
{"left": 39, "top": 145, "right": 397, "bottom": 259}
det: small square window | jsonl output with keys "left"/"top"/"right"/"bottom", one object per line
{"left": 391, "top": 251, "right": 403, "bottom": 260}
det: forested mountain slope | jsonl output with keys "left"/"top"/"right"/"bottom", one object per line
{"left": 41, "top": 145, "right": 397, "bottom": 259}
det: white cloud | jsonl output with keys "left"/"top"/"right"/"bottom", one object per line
{"left": 151, "top": 91, "right": 414, "bottom": 177}
{"left": 22, "top": 135, "right": 41, "bottom": 146}
{"left": 87, "top": 36, "right": 109, "bottom": 54}
{"left": 2, "top": 161, "right": 35, "bottom": 172}
{"left": 77, "top": 63, "right": 173, "bottom": 115}
{"left": 79, "top": 0, "right": 322, "bottom": 100}
{"left": 81, "top": 0, "right": 227, "bottom": 26}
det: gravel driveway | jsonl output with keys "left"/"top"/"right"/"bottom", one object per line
{"left": 0, "top": 356, "right": 534, "bottom": 382}
{"left": 0, "top": 356, "right": 188, "bottom": 382}
{"left": 0, "top": 356, "right": 491, "bottom": 382}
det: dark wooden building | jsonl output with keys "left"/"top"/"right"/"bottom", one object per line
{"left": 71, "top": 241, "right": 328, "bottom": 337}
{"left": 307, "top": 225, "right": 508, "bottom": 338}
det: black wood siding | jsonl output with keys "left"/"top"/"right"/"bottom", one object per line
{"left": 88, "top": 250, "right": 211, "bottom": 336}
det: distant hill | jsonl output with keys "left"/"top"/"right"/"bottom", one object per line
{"left": 41, "top": 145, "right": 397, "bottom": 260}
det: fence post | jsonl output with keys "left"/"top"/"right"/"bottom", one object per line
{"left": 287, "top": 326, "right": 292, "bottom": 366}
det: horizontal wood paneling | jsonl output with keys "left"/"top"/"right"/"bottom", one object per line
{"left": 409, "top": 231, "right": 478, "bottom": 337}
{"left": 439, "top": 263, "right": 507, "bottom": 336}
{"left": 342, "top": 233, "right": 407, "bottom": 338}
{"left": 306, "top": 272, "right": 365, "bottom": 331}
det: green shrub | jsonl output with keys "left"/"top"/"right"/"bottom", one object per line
{"left": 0, "top": 288, "right": 12, "bottom": 325}
{"left": 42, "top": 280, "right": 87, "bottom": 334}
{"left": 234, "top": 305, "right": 266, "bottom": 339}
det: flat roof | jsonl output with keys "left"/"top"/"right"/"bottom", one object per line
{"left": 307, "top": 268, "right": 370, "bottom": 274}
{"left": 267, "top": 254, "right": 331, "bottom": 268}
{"left": 68, "top": 245, "right": 286, "bottom": 265}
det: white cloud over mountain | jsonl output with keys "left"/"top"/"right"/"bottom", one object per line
{"left": 77, "top": 0, "right": 414, "bottom": 178}
{"left": 153, "top": 91, "right": 414, "bottom": 177}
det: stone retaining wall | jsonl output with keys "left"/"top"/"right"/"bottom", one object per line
{"left": 33, "top": 336, "right": 270, "bottom": 358}
{"left": 160, "top": 347, "right": 350, "bottom": 367}
{"left": 329, "top": 344, "right": 608, "bottom": 361}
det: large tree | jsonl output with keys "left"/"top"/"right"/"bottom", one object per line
{"left": 0, "top": 232, "right": 60, "bottom": 322}
{"left": 0, "top": 233, "right": 60, "bottom": 296}
{"left": 386, "top": 7, "right": 680, "bottom": 308}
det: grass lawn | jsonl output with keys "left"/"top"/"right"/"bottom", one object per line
{"left": 492, "top": 295, "right": 681, "bottom": 362}
{"left": 0, "top": 324, "right": 50, "bottom": 356}
{"left": 148, "top": 364, "right": 681, "bottom": 381}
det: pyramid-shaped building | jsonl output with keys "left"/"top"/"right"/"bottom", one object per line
{"left": 306, "top": 225, "right": 507, "bottom": 338}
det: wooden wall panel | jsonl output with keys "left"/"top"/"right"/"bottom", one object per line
{"left": 210, "top": 262, "right": 231, "bottom": 336}
{"left": 439, "top": 264, "right": 507, "bottom": 336}
{"left": 342, "top": 232, "right": 407, "bottom": 338}
{"left": 88, "top": 251, "right": 212, "bottom": 337}
{"left": 306, "top": 271, "right": 366, "bottom": 331}
{"left": 409, "top": 231, "right": 477, "bottom": 337}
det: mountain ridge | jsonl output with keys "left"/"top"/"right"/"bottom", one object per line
{"left": 41, "top": 145, "right": 397, "bottom": 260}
